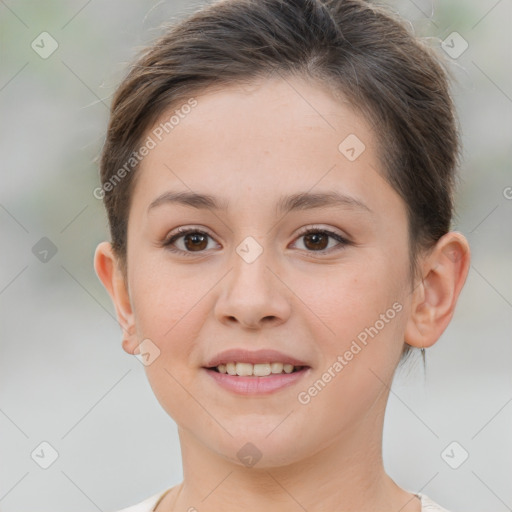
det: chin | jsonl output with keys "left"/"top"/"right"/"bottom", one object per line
{"left": 207, "top": 422, "right": 311, "bottom": 469}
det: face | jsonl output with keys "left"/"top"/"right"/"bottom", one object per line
{"left": 120, "top": 76, "right": 414, "bottom": 467}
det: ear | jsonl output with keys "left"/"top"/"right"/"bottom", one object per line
{"left": 404, "top": 232, "right": 470, "bottom": 349}
{"left": 94, "top": 242, "right": 139, "bottom": 355}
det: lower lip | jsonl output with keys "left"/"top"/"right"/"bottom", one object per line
{"left": 203, "top": 367, "right": 310, "bottom": 395}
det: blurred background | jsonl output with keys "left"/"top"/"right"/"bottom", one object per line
{"left": 0, "top": 0, "right": 511, "bottom": 510}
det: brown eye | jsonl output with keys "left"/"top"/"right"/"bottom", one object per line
{"left": 183, "top": 232, "right": 208, "bottom": 251}
{"left": 303, "top": 232, "right": 329, "bottom": 251}
{"left": 164, "top": 229, "right": 218, "bottom": 254}
{"left": 292, "top": 228, "right": 350, "bottom": 254}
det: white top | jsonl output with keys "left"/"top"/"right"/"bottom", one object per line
{"left": 112, "top": 489, "right": 452, "bottom": 511}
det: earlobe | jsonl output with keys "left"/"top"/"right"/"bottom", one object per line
{"left": 404, "top": 232, "right": 470, "bottom": 349}
{"left": 94, "top": 242, "right": 139, "bottom": 354}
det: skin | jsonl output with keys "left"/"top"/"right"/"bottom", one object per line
{"left": 95, "top": 75, "right": 470, "bottom": 511}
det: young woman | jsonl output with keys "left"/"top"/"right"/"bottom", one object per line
{"left": 94, "top": 0, "right": 470, "bottom": 510}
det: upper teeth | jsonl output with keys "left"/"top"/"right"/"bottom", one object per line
{"left": 216, "top": 362, "right": 298, "bottom": 376}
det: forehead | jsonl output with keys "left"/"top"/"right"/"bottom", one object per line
{"left": 160, "top": 76, "right": 368, "bottom": 156}
{"left": 131, "top": 75, "right": 400, "bottom": 220}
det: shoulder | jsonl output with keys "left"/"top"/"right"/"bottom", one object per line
{"left": 110, "top": 488, "right": 170, "bottom": 512}
{"left": 417, "top": 493, "right": 453, "bottom": 512}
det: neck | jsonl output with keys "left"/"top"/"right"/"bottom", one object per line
{"left": 160, "top": 397, "right": 419, "bottom": 512}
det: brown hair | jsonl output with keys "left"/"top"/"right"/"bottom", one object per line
{"left": 99, "top": 0, "right": 460, "bottom": 361}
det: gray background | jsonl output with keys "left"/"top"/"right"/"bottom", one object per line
{"left": 1, "top": 0, "right": 511, "bottom": 510}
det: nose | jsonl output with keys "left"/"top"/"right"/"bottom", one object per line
{"left": 214, "top": 244, "right": 292, "bottom": 330}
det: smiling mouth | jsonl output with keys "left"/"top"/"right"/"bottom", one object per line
{"left": 206, "top": 362, "right": 307, "bottom": 376}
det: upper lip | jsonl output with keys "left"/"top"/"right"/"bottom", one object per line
{"left": 204, "top": 348, "right": 310, "bottom": 368}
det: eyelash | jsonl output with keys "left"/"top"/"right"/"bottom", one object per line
{"left": 163, "top": 226, "right": 351, "bottom": 257}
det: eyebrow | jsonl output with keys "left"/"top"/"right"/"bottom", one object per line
{"left": 148, "top": 190, "right": 372, "bottom": 214}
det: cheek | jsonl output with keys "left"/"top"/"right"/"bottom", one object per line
{"left": 292, "top": 274, "right": 407, "bottom": 442}
{"left": 127, "top": 261, "right": 224, "bottom": 419}
{"left": 293, "top": 257, "right": 409, "bottom": 406}
{"left": 128, "top": 254, "right": 211, "bottom": 342}
{"left": 133, "top": 299, "right": 211, "bottom": 424}
{"left": 292, "top": 259, "right": 407, "bottom": 350}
